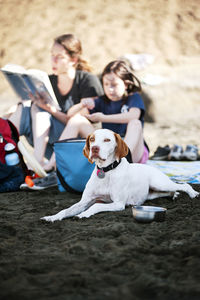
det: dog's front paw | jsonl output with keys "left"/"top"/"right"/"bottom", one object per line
{"left": 190, "top": 191, "right": 199, "bottom": 199}
{"left": 41, "top": 212, "right": 65, "bottom": 222}
{"left": 76, "top": 212, "right": 90, "bottom": 219}
{"left": 41, "top": 215, "right": 57, "bottom": 222}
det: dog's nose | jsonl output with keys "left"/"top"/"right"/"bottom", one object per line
{"left": 91, "top": 146, "right": 100, "bottom": 153}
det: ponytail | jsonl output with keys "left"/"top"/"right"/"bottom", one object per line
{"left": 54, "top": 34, "right": 93, "bottom": 73}
{"left": 76, "top": 57, "right": 92, "bottom": 72}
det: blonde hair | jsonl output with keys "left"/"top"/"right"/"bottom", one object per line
{"left": 54, "top": 34, "right": 92, "bottom": 72}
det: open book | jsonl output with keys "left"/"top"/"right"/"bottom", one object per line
{"left": 1, "top": 64, "right": 60, "bottom": 110}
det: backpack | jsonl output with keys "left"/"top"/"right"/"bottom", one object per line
{"left": 0, "top": 162, "right": 25, "bottom": 192}
{"left": 0, "top": 117, "right": 28, "bottom": 181}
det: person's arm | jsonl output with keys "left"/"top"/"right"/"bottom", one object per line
{"left": 86, "top": 107, "right": 141, "bottom": 123}
{"left": 38, "top": 102, "right": 69, "bottom": 124}
{"left": 66, "top": 102, "right": 84, "bottom": 118}
{"left": 63, "top": 72, "right": 102, "bottom": 119}
{"left": 67, "top": 97, "right": 96, "bottom": 118}
{"left": 30, "top": 92, "right": 68, "bottom": 124}
{"left": 44, "top": 105, "right": 70, "bottom": 123}
{"left": 36, "top": 95, "right": 96, "bottom": 123}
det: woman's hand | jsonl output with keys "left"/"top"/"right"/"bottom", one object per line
{"left": 29, "top": 92, "right": 57, "bottom": 114}
{"left": 86, "top": 112, "right": 104, "bottom": 122}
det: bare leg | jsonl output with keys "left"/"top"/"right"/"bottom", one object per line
{"left": 43, "top": 114, "right": 95, "bottom": 171}
{"left": 124, "top": 119, "right": 144, "bottom": 163}
{"left": 59, "top": 114, "right": 94, "bottom": 139}
{"left": 31, "top": 104, "right": 51, "bottom": 165}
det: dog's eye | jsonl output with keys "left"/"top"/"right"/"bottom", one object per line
{"left": 90, "top": 136, "right": 95, "bottom": 142}
{"left": 104, "top": 138, "right": 111, "bottom": 142}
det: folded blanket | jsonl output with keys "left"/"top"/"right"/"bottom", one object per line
{"left": 147, "top": 160, "right": 200, "bottom": 184}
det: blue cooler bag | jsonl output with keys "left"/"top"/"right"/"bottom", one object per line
{"left": 54, "top": 138, "right": 95, "bottom": 193}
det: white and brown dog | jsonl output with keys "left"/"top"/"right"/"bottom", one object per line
{"left": 42, "top": 129, "right": 199, "bottom": 221}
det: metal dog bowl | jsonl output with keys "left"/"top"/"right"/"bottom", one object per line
{"left": 132, "top": 206, "right": 167, "bottom": 223}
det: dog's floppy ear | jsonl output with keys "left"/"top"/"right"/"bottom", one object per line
{"left": 114, "top": 133, "right": 129, "bottom": 160}
{"left": 83, "top": 134, "right": 94, "bottom": 164}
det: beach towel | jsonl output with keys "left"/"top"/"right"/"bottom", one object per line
{"left": 147, "top": 160, "right": 200, "bottom": 184}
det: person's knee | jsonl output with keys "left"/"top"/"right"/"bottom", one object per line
{"left": 31, "top": 103, "right": 51, "bottom": 125}
{"left": 6, "top": 103, "right": 21, "bottom": 118}
{"left": 67, "top": 114, "right": 79, "bottom": 126}
{"left": 8, "top": 103, "right": 23, "bottom": 131}
{"left": 31, "top": 102, "right": 39, "bottom": 113}
{"left": 128, "top": 119, "right": 142, "bottom": 132}
{"left": 31, "top": 103, "right": 48, "bottom": 116}
{"left": 68, "top": 114, "right": 87, "bottom": 126}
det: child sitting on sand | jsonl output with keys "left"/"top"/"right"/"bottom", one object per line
{"left": 83, "top": 59, "right": 149, "bottom": 163}
{"left": 46, "top": 59, "right": 149, "bottom": 169}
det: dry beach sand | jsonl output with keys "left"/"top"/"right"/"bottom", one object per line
{"left": 0, "top": 0, "right": 200, "bottom": 299}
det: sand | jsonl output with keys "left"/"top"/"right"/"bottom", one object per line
{"left": 0, "top": 0, "right": 200, "bottom": 299}
{"left": 0, "top": 185, "right": 200, "bottom": 300}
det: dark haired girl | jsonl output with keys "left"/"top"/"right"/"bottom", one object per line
{"left": 58, "top": 59, "right": 149, "bottom": 164}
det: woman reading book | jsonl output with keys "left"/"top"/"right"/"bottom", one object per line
{"left": 8, "top": 34, "right": 103, "bottom": 171}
